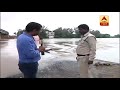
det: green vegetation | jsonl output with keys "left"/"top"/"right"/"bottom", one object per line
{"left": 16, "top": 29, "right": 25, "bottom": 37}
{"left": 16, "top": 27, "right": 120, "bottom": 38}
{"left": 53, "top": 28, "right": 119, "bottom": 38}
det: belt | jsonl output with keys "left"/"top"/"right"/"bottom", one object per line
{"left": 77, "top": 54, "right": 89, "bottom": 56}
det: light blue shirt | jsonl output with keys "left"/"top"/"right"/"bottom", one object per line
{"left": 17, "top": 32, "right": 41, "bottom": 63}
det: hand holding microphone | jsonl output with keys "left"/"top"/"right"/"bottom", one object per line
{"left": 38, "top": 46, "right": 45, "bottom": 55}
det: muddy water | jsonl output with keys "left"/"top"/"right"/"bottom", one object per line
{"left": 0, "top": 38, "right": 119, "bottom": 78}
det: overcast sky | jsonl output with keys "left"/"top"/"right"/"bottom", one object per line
{"left": 1, "top": 12, "right": 119, "bottom": 36}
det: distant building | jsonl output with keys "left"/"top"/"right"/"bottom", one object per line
{"left": 48, "top": 31, "right": 54, "bottom": 38}
{"left": 0, "top": 29, "right": 9, "bottom": 39}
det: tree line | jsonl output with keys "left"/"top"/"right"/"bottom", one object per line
{"left": 16, "top": 26, "right": 120, "bottom": 38}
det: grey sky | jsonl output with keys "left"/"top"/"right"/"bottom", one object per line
{"left": 1, "top": 12, "right": 119, "bottom": 36}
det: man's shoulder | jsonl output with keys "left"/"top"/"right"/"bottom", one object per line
{"left": 88, "top": 33, "right": 96, "bottom": 39}
{"left": 86, "top": 33, "right": 96, "bottom": 41}
{"left": 89, "top": 33, "right": 95, "bottom": 37}
{"left": 17, "top": 34, "right": 32, "bottom": 42}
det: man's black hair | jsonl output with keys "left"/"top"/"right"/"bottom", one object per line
{"left": 78, "top": 24, "right": 89, "bottom": 31}
{"left": 25, "top": 22, "right": 42, "bottom": 32}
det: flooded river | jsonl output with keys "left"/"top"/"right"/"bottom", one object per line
{"left": 0, "top": 38, "right": 119, "bottom": 78}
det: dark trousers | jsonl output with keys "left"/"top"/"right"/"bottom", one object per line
{"left": 18, "top": 62, "right": 38, "bottom": 78}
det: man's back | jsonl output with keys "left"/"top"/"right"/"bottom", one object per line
{"left": 17, "top": 32, "right": 41, "bottom": 63}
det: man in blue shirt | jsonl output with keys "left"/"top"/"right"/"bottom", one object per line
{"left": 17, "top": 22, "right": 45, "bottom": 78}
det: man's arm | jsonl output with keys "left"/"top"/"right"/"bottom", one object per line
{"left": 22, "top": 39, "right": 40, "bottom": 58}
{"left": 86, "top": 36, "right": 96, "bottom": 62}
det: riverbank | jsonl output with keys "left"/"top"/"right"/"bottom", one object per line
{"left": 6, "top": 59, "right": 120, "bottom": 78}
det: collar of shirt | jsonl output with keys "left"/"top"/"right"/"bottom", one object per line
{"left": 80, "top": 31, "right": 90, "bottom": 42}
{"left": 81, "top": 31, "right": 90, "bottom": 38}
{"left": 84, "top": 31, "right": 90, "bottom": 37}
{"left": 23, "top": 32, "right": 35, "bottom": 41}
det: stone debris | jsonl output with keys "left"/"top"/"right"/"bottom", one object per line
{"left": 94, "top": 62, "right": 111, "bottom": 66}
